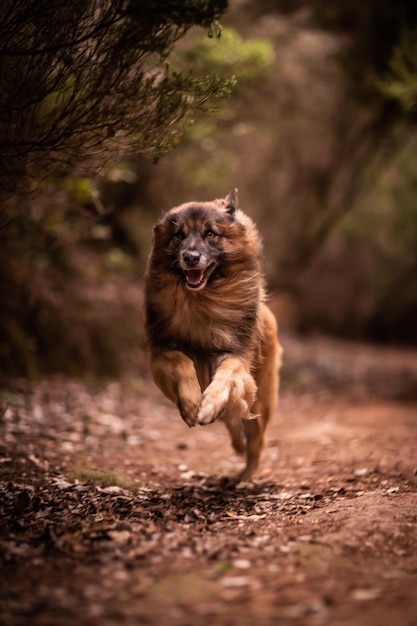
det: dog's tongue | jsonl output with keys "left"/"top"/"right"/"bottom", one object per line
{"left": 186, "top": 269, "right": 204, "bottom": 285}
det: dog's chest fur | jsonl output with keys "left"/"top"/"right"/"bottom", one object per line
{"left": 165, "top": 280, "right": 259, "bottom": 352}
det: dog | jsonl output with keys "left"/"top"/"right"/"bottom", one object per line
{"left": 144, "top": 189, "right": 282, "bottom": 481}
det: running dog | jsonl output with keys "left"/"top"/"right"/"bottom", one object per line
{"left": 144, "top": 189, "right": 282, "bottom": 481}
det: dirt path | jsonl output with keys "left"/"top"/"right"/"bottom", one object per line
{"left": 1, "top": 334, "right": 416, "bottom": 626}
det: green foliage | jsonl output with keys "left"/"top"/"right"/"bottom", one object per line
{"left": 0, "top": 0, "right": 230, "bottom": 200}
{"left": 164, "top": 27, "right": 274, "bottom": 193}
{"left": 68, "top": 179, "right": 98, "bottom": 207}
{"left": 177, "top": 26, "right": 274, "bottom": 85}
{"left": 377, "top": 30, "right": 417, "bottom": 113}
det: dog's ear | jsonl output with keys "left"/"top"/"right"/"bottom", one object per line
{"left": 152, "top": 219, "right": 164, "bottom": 237}
{"left": 152, "top": 213, "right": 171, "bottom": 243}
{"left": 225, "top": 188, "right": 238, "bottom": 216}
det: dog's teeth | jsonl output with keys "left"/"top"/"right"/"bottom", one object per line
{"left": 186, "top": 270, "right": 204, "bottom": 285}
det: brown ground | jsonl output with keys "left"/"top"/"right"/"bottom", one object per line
{"left": 1, "top": 332, "right": 416, "bottom": 626}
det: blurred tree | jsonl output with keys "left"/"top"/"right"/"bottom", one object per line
{"left": 237, "top": 0, "right": 417, "bottom": 274}
{"left": 0, "top": 0, "right": 238, "bottom": 379}
{"left": 251, "top": 0, "right": 417, "bottom": 94}
{"left": 0, "top": 0, "right": 230, "bottom": 202}
{"left": 263, "top": 0, "right": 417, "bottom": 339}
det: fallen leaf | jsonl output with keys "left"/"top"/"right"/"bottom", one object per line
{"left": 220, "top": 576, "right": 253, "bottom": 588}
{"left": 352, "top": 588, "right": 381, "bottom": 602}
{"left": 107, "top": 530, "right": 132, "bottom": 543}
{"left": 225, "top": 511, "right": 267, "bottom": 520}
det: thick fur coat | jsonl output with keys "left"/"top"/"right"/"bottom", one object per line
{"left": 145, "top": 189, "right": 282, "bottom": 481}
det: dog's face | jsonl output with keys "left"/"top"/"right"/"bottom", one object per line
{"left": 151, "top": 189, "right": 258, "bottom": 292}
{"left": 173, "top": 208, "right": 224, "bottom": 290}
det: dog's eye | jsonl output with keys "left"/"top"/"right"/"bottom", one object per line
{"left": 205, "top": 230, "right": 217, "bottom": 239}
{"left": 174, "top": 231, "right": 185, "bottom": 240}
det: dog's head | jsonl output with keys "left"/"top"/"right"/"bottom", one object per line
{"left": 151, "top": 189, "right": 259, "bottom": 291}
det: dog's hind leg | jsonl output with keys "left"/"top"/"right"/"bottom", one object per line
{"left": 240, "top": 306, "right": 282, "bottom": 482}
{"left": 239, "top": 379, "right": 278, "bottom": 481}
{"left": 222, "top": 414, "right": 246, "bottom": 455}
{"left": 240, "top": 418, "right": 263, "bottom": 481}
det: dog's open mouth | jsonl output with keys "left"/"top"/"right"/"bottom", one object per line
{"left": 184, "top": 263, "right": 215, "bottom": 290}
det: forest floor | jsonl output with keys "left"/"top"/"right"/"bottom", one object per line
{"left": 1, "top": 332, "right": 416, "bottom": 626}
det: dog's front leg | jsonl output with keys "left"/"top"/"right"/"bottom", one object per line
{"left": 149, "top": 349, "right": 202, "bottom": 427}
{"left": 197, "top": 356, "right": 257, "bottom": 426}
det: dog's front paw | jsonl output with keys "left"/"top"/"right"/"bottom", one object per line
{"left": 197, "top": 384, "right": 230, "bottom": 425}
{"left": 177, "top": 379, "right": 202, "bottom": 427}
{"left": 178, "top": 397, "right": 200, "bottom": 427}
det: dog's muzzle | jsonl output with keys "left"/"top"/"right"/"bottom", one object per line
{"left": 180, "top": 251, "right": 216, "bottom": 290}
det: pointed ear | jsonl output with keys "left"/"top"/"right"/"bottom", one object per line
{"left": 225, "top": 188, "right": 238, "bottom": 216}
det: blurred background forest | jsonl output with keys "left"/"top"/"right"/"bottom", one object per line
{"left": 1, "top": 0, "right": 417, "bottom": 380}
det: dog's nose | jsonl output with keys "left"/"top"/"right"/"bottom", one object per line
{"left": 183, "top": 250, "right": 201, "bottom": 266}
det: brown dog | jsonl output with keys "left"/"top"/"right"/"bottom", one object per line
{"left": 144, "top": 189, "right": 282, "bottom": 481}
